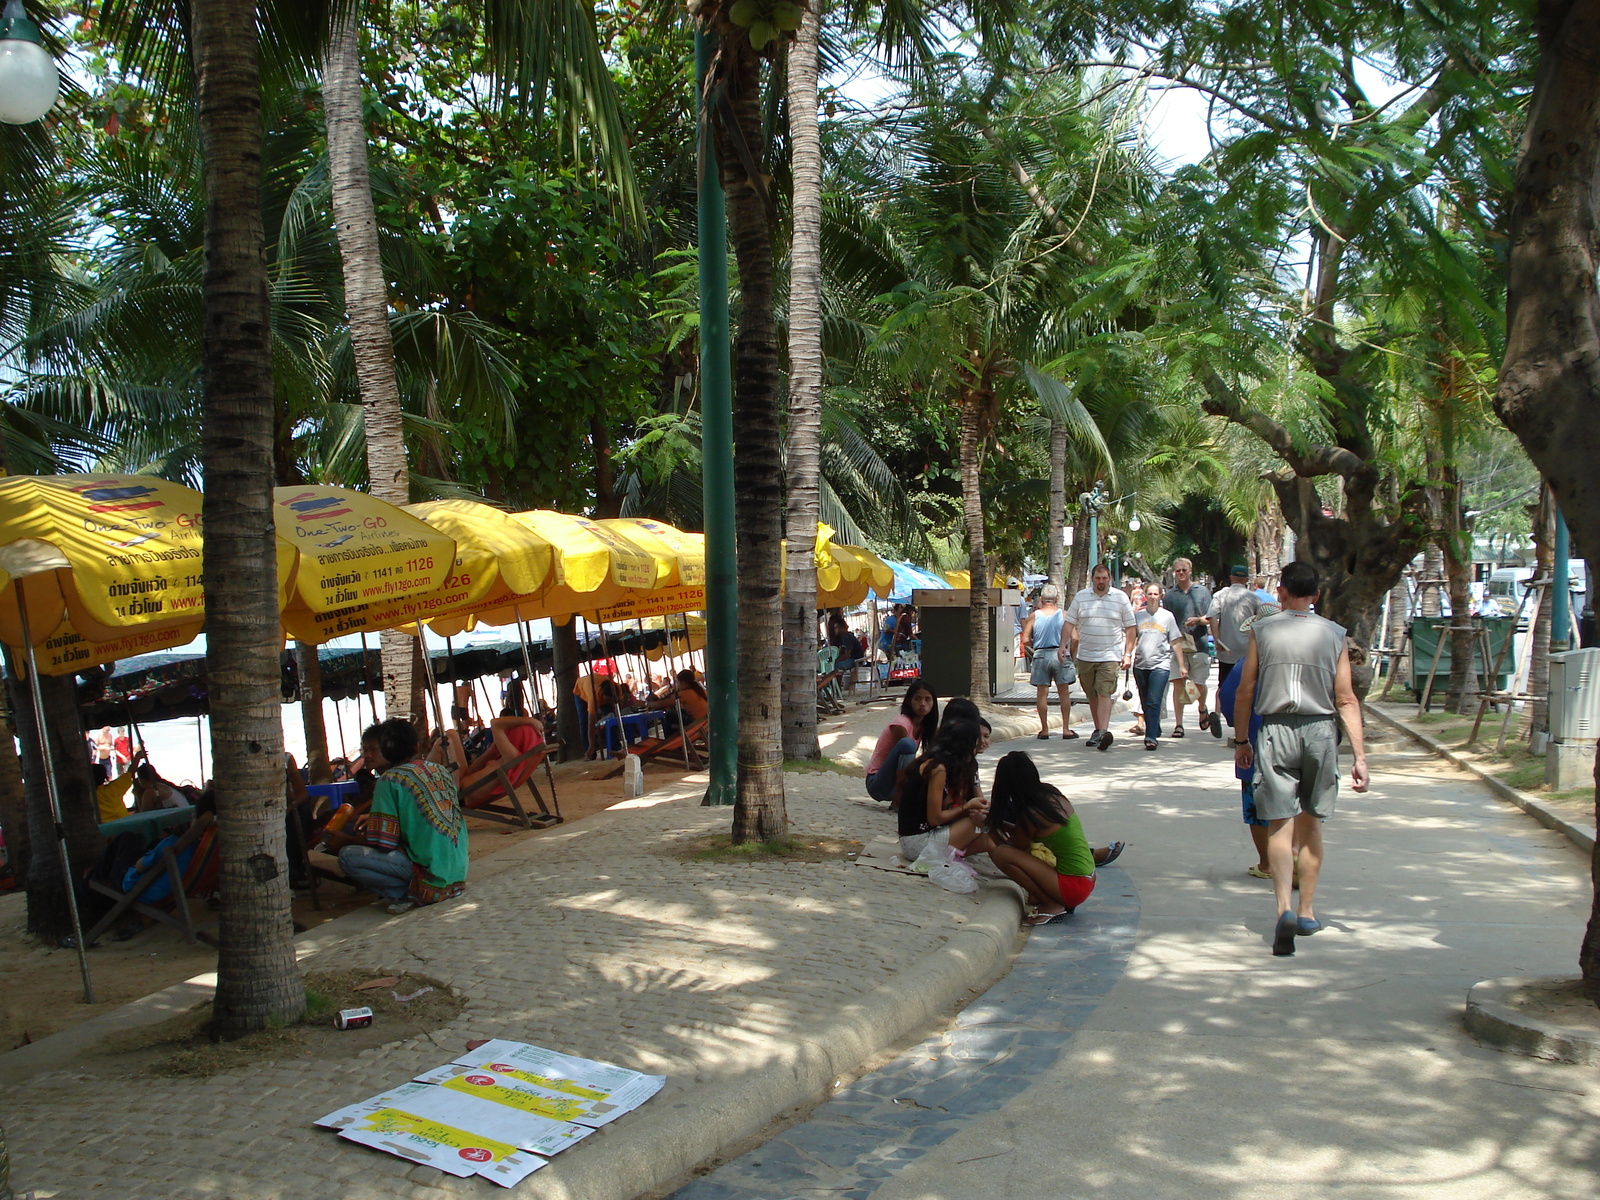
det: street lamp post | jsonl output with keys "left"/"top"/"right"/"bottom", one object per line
{"left": 1078, "top": 483, "right": 1137, "bottom": 574}
{"left": 0, "top": 0, "right": 58, "bottom": 125}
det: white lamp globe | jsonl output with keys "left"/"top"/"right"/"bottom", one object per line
{"left": 1128, "top": 516, "right": 1142, "bottom": 532}
{"left": 0, "top": 2, "right": 58, "bottom": 126}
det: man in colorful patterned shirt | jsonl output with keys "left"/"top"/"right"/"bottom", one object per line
{"left": 336, "top": 718, "right": 468, "bottom": 915}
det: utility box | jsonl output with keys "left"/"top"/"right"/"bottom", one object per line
{"left": 1546, "top": 648, "right": 1600, "bottom": 789}
{"left": 914, "top": 588, "right": 1021, "bottom": 700}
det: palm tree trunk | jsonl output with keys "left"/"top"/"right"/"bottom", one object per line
{"left": 192, "top": 0, "right": 303, "bottom": 1037}
{"left": 323, "top": 8, "right": 415, "bottom": 724}
{"left": 959, "top": 391, "right": 990, "bottom": 702}
{"left": 7, "top": 665, "right": 99, "bottom": 942}
{"left": 1047, "top": 419, "right": 1066, "bottom": 585}
{"left": 1065, "top": 507, "right": 1091, "bottom": 598}
{"left": 781, "top": 0, "right": 825, "bottom": 761}
{"left": 714, "top": 34, "right": 787, "bottom": 841}
{"left": 1, "top": 1116, "right": 12, "bottom": 1200}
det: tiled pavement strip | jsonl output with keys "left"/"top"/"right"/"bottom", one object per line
{"left": 670, "top": 873, "right": 1138, "bottom": 1200}
{"left": 1, "top": 700, "right": 1037, "bottom": 1200}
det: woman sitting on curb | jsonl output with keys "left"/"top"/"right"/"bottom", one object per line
{"left": 865, "top": 680, "right": 939, "bottom": 808}
{"left": 986, "top": 751, "right": 1125, "bottom": 926}
{"left": 897, "top": 717, "right": 989, "bottom": 864}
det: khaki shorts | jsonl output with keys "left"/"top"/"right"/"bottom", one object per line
{"left": 1252, "top": 715, "right": 1340, "bottom": 821}
{"left": 1074, "top": 659, "right": 1120, "bottom": 697}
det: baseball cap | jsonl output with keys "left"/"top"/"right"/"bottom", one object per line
{"left": 1230, "top": 564, "right": 1248, "bottom": 577}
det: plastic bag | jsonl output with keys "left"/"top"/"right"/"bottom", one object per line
{"left": 914, "top": 838, "right": 980, "bottom": 894}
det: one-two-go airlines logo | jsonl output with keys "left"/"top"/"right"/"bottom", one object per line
{"left": 71, "top": 479, "right": 162, "bottom": 514}
{"left": 280, "top": 492, "right": 353, "bottom": 521}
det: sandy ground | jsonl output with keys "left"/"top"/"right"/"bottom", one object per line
{"left": 0, "top": 754, "right": 697, "bottom": 1051}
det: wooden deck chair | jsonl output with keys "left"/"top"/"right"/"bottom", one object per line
{"left": 600, "top": 715, "right": 710, "bottom": 777}
{"left": 458, "top": 741, "right": 562, "bottom": 829}
{"left": 84, "top": 813, "right": 220, "bottom": 947}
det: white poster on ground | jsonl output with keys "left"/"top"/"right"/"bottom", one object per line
{"left": 315, "top": 1040, "right": 663, "bottom": 1183}
{"left": 445, "top": 1038, "right": 667, "bottom": 1127}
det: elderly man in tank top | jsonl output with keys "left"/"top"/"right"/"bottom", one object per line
{"left": 1021, "top": 583, "right": 1079, "bottom": 740}
{"left": 1232, "top": 561, "right": 1369, "bottom": 957}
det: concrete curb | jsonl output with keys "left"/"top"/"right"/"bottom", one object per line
{"left": 1465, "top": 976, "right": 1600, "bottom": 1066}
{"left": 1362, "top": 703, "right": 1595, "bottom": 854}
{"left": 517, "top": 885, "right": 1024, "bottom": 1200}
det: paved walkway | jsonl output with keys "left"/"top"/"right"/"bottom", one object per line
{"left": 677, "top": 722, "right": 1600, "bottom": 1200}
{"left": 0, "top": 701, "right": 1023, "bottom": 1200}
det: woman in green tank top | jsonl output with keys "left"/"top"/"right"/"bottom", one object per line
{"left": 988, "top": 751, "right": 1125, "bottom": 926}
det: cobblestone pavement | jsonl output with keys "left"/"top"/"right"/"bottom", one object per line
{"left": 670, "top": 713, "right": 1600, "bottom": 1200}
{"left": 2, "top": 701, "right": 1017, "bottom": 1200}
{"left": 671, "top": 869, "right": 1139, "bottom": 1200}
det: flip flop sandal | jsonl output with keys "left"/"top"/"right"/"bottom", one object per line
{"left": 1171, "top": 726, "right": 1185, "bottom": 738}
{"left": 1100, "top": 840, "right": 1126, "bottom": 866}
{"left": 1025, "top": 908, "right": 1074, "bottom": 926}
{"left": 1037, "top": 731, "right": 1052, "bottom": 740}
{"left": 1062, "top": 729, "right": 1080, "bottom": 739}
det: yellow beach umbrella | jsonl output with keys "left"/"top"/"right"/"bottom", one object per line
{"left": 428, "top": 509, "right": 658, "bottom": 635}
{"left": 599, "top": 518, "right": 706, "bottom": 586}
{"left": 33, "top": 616, "right": 203, "bottom": 677}
{"left": 0, "top": 473, "right": 212, "bottom": 648}
{"left": 273, "top": 485, "right": 456, "bottom": 617}
{"left": 569, "top": 520, "right": 707, "bottom": 625}
{"left": 844, "top": 545, "right": 894, "bottom": 593}
{"left": 943, "top": 568, "right": 1006, "bottom": 589}
{"left": 279, "top": 499, "right": 552, "bottom": 644}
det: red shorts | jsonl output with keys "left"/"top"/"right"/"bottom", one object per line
{"left": 1056, "top": 873, "right": 1096, "bottom": 908}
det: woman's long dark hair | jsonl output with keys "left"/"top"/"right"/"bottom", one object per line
{"left": 941, "top": 696, "right": 979, "bottom": 729}
{"left": 988, "top": 751, "right": 1072, "bottom": 838}
{"left": 901, "top": 680, "right": 939, "bottom": 745}
{"left": 902, "top": 718, "right": 981, "bottom": 816}
{"left": 675, "top": 669, "right": 708, "bottom": 700}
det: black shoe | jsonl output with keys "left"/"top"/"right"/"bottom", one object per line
{"left": 1273, "top": 910, "right": 1298, "bottom": 956}
{"left": 1208, "top": 711, "right": 1224, "bottom": 738}
{"left": 1086, "top": 730, "right": 1104, "bottom": 749}
{"left": 1144, "top": 738, "right": 1157, "bottom": 751}
{"left": 1098, "top": 731, "right": 1113, "bottom": 751}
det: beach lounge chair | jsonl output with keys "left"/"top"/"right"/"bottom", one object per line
{"left": 458, "top": 740, "right": 562, "bottom": 830}
{"left": 84, "top": 812, "right": 220, "bottom": 946}
{"left": 600, "top": 715, "right": 709, "bottom": 777}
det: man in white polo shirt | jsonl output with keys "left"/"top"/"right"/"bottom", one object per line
{"left": 1065, "top": 563, "right": 1137, "bottom": 750}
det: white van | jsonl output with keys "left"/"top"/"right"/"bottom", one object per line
{"left": 1486, "top": 563, "right": 1588, "bottom": 619}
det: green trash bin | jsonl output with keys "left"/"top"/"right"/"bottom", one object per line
{"left": 1409, "top": 616, "right": 1514, "bottom": 699}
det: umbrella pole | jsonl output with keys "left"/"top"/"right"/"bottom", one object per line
{"left": 513, "top": 606, "right": 540, "bottom": 719}
{"left": 415, "top": 630, "right": 450, "bottom": 759}
{"left": 591, "top": 616, "right": 628, "bottom": 759}
{"left": 358, "top": 632, "right": 380, "bottom": 725}
{"left": 196, "top": 717, "right": 205, "bottom": 783}
{"left": 332, "top": 697, "right": 346, "bottom": 760}
{"left": 16, "top": 606, "right": 94, "bottom": 1003}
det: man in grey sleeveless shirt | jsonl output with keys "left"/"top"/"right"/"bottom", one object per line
{"left": 1232, "top": 561, "right": 1369, "bottom": 957}
{"left": 1021, "top": 583, "right": 1078, "bottom": 739}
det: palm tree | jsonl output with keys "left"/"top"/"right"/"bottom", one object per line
{"left": 188, "top": 0, "right": 303, "bottom": 1034}
{"left": 320, "top": 7, "right": 418, "bottom": 725}
{"left": 781, "top": 0, "right": 826, "bottom": 760}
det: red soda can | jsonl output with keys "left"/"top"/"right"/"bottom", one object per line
{"left": 334, "top": 1006, "right": 374, "bottom": 1030}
